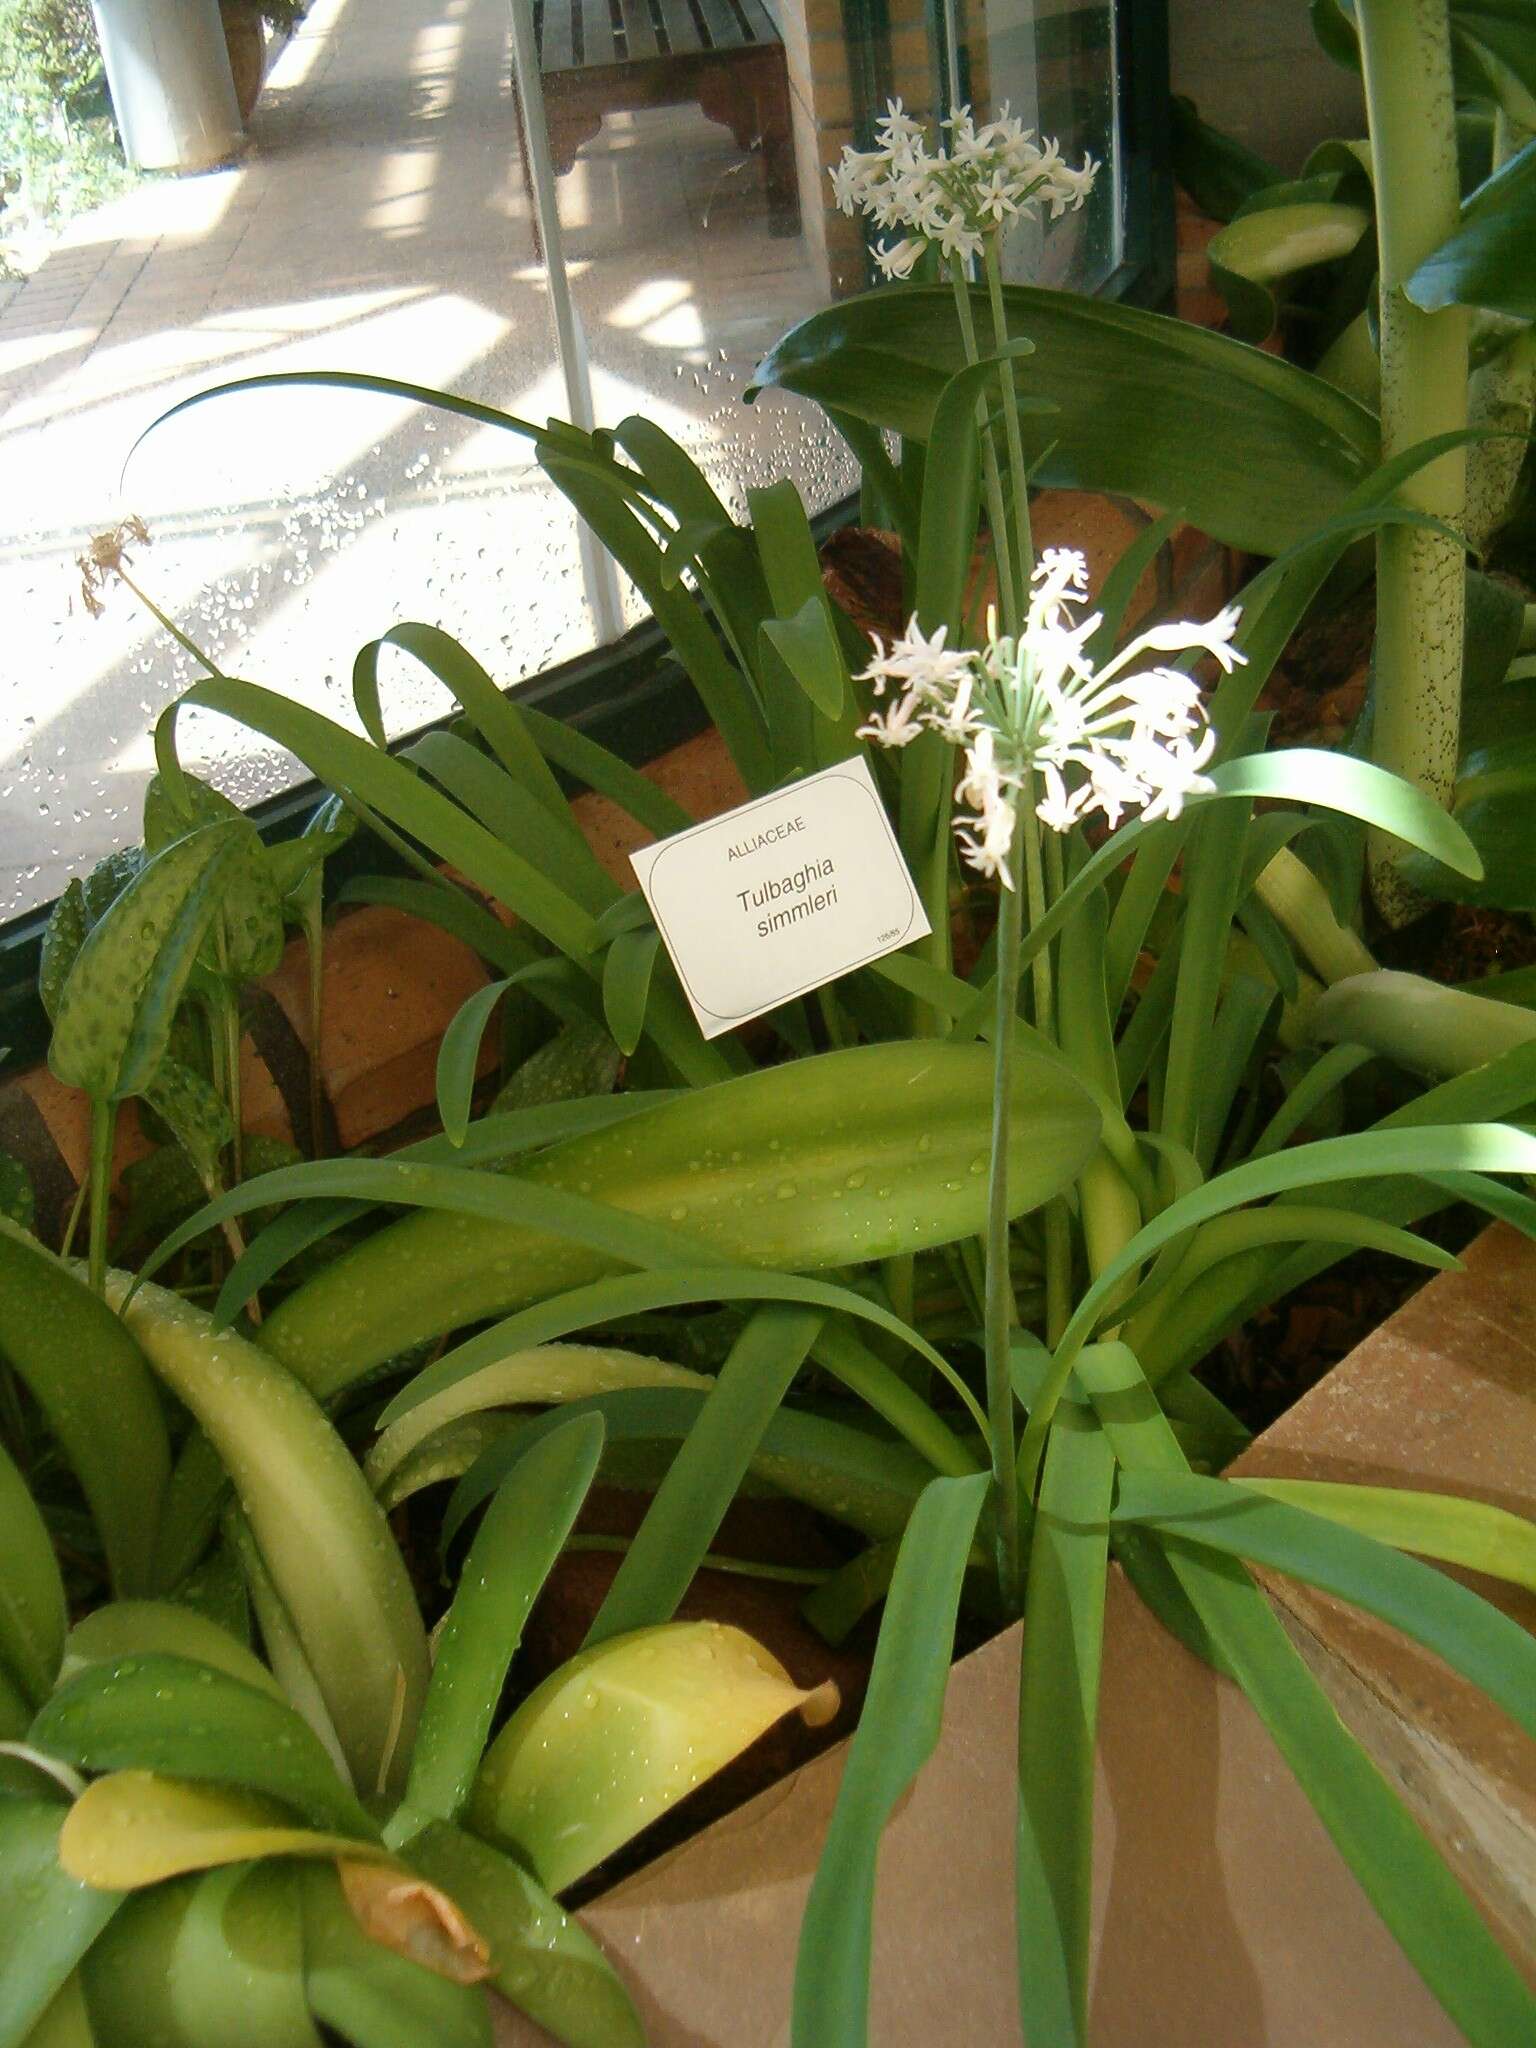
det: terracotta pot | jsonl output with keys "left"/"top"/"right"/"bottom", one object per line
{"left": 219, "top": 1, "right": 267, "bottom": 125}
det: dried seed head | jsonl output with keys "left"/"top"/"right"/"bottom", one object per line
{"left": 76, "top": 514, "right": 151, "bottom": 617}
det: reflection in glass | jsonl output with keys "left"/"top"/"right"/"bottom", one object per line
{"left": 2, "top": 0, "right": 1126, "bottom": 919}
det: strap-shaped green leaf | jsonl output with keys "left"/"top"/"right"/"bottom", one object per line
{"left": 393, "top": 1416, "right": 603, "bottom": 1840}
{"left": 791, "top": 1473, "right": 990, "bottom": 2048}
{"left": 1017, "top": 1410, "right": 1116, "bottom": 2048}
{"left": 1114, "top": 1471, "right": 1536, "bottom": 1744}
{"left": 760, "top": 598, "right": 849, "bottom": 720}
{"left": 600, "top": 927, "right": 661, "bottom": 1058}
{"left": 1234, "top": 1476, "right": 1536, "bottom": 1594}
{"left": 584, "top": 1308, "right": 824, "bottom": 1647}
{"left": 48, "top": 820, "right": 249, "bottom": 1102}
{"left": 1162, "top": 1540, "right": 1536, "bottom": 2048}
{"left": 444, "top": 1388, "right": 939, "bottom": 1550}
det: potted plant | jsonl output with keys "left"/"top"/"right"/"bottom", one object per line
{"left": 3, "top": 65, "right": 1535, "bottom": 2048}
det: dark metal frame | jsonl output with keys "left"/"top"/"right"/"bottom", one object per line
{"left": 0, "top": 0, "right": 1172, "bottom": 1080}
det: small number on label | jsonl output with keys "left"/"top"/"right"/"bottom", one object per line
{"left": 876, "top": 928, "right": 898, "bottom": 943}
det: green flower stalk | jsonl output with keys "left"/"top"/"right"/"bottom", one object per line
{"left": 855, "top": 553, "right": 1246, "bottom": 1604}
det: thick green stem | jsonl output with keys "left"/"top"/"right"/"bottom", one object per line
{"left": 87, "top": 1099, "right": 117, "bottom": 1298}
{"left": 1355, "top": 0, "right": 1470, "bottom": 925}
{"left": 986, "top": 840, "right": 1027, "bottom": 1614}
{"left": 952, "top": 256, "right": 1019, "bottom": 632}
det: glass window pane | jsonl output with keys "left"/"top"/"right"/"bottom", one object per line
{"left": 3, "top": 0, "right": 1132, "bottom": 924}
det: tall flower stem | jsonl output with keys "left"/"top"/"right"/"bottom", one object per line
{"left": 951, "top": 257, "right": 1019, "bottom": 632}
{"left": 986, "top": 834, "right": 1027, "bottom": 1613}
{"left": 983, "top": 239, "right": 1037, "bottom": 608}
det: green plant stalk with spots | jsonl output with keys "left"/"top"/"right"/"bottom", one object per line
{"left": 1351, "top": 0, "right": 1470, "bottom": 924}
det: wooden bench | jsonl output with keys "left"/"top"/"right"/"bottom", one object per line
{"left": 515, "top": 0, "right": 801, "bottom": 237}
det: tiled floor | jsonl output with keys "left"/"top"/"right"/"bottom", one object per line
{"left": 1, "top": 0, "right": 844, "bottom": 916}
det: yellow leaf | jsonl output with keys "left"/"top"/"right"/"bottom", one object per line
{"left": 58, "top": 1772, "right": 387, "bottom": 1890}
{"left": 469, "top": 1622, "right": 837, "bottom": 1894}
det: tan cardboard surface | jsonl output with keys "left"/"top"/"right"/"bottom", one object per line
{"left": 497, "top": 1572, "right": 1478, "bottom": 2046}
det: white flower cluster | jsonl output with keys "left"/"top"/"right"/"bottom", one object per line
{"left": 830, "top": 99, "right": 1098, "bottom": 279}
{"left": 856, "top": 549, "right": 1246, "bottom": 882}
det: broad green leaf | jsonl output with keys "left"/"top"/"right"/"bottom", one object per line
{"left": 0, "top": 1224, "right": 169, "bottom": 1600}
{"left": 101, "top": 1274, "right": 429, "bottom": 1804}
{"left": 38, "top": 882, "right": 87, "bottom": 1026}
{"left": 1113, "top": 1473, "right": 1536, "bottom": 1744}
{"left": 57, "top": 1774, "right": 383, "bottom": 1891}
{"left": 791, "top": 1474, "right": 989, "bottom": 2048}
{"left": 77, "top": 1863, "right": 320, "bottom": 2048}
{"left": 143, "top": 771, "right": 285, "bottom": 985}
{"left": 1308, "top": 969, "right": 1536, "bottom": 1078}
{"left": 31, "top": 1656, "right": 375, "bottom": 1838}
{"left": 1402, "top": 679, "right": 1536, "bottom": 909}
{"left": 1170, "top": 93, "right": 1285, "bottom": 220}
{"left": 393, "top": 1416, "right": 604, "bottom": 1841}
{"left": 58, "top": 1602, "right": 283, "bottom": 1699}
{"left": 0, "top": 1803, "right": 122, "bottom": 2048}
{"left": 749, "top": 285, "right": 1380, "bottom": 556}
{"left": 18, "top": 1973, "right": 95, "bottom": 2048}
{"left": 337, "top": 874, "right": 536, "bottom": 976}
{"left": 514, "top": 703, "right": 693, "bottom": 840}
{"left": 1017, "top": 1411, "right": 1116, "bottom": 2047}
{"left": 254, "top": 1039, "right": 1100, "bottom": 1401}
{"left": 351, "top": 622, "right": 574, "bottom": 840}
{"left": 142, "top": 1060, "right": 232, "bottom": 1189}
{"left": 1208, "top": 201, "right": 1372, "bottom": 343}
{"left": 470, "top": 1621, "right": 837, "bottom": 1894}
{"left": 585, "top": 1308, "right": 825, "bottom": 1647}
{"left": 48, "top": 822, "right": 250, "bottom": 1103}
{"left": 1408, "top": 135, "right": 1536, "bottom": 318}
{"left": 403, "top": 1821, "right": 644, "bottom": 2048}
{"left": 297, "top": 1864, "right": 492, "bottom": 2048}
{"left": 600, "top": 927, "right": 661, "bottom": 1058}
{"left": 0, "top": 1440, "right": 65, "bottom": 1709}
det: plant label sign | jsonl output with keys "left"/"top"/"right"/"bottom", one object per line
{"left": 630, "top": 756, "right": 931, "bottom": 1040}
